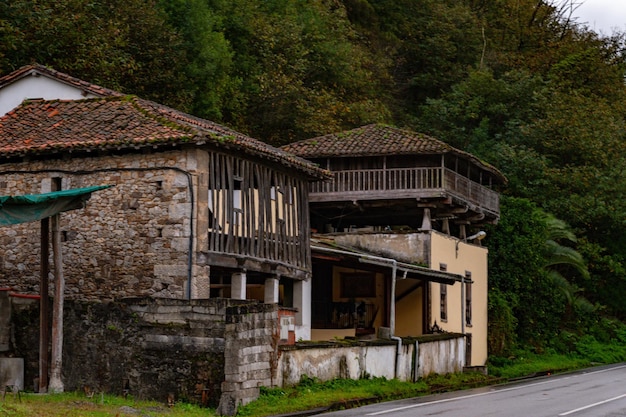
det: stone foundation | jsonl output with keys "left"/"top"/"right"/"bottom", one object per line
{"left": 6, "top": 297, "right": 259, "bottom": 406}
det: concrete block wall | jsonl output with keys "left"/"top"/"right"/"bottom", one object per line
{"left": 217, "top": 303, "right": 279, "bottom": 416}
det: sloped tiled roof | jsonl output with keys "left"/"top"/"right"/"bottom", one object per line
{"left": 0, "top": 95, "right": 329, "bottom": 179}
{"left": 282, "top": 124, "right": 506, "bottom": 182}
{"left": 0, "top": 64, "right": 122, "bottom": 97}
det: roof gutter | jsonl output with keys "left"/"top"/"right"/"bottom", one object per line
{"left": 311, "top": 245, "right": 463, "bottom": 284}
{"left": 313, "top": 244, "right": 461, "bottom": 380}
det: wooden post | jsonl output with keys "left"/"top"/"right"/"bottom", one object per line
{"left": 39, "top": 218, "right": 50, "bottom": 393}
{"left": 48, "top": 214, "right": 64, "bottom": 393}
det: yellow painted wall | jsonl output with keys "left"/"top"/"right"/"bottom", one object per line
{"left": 395, "top": 280, "right": 423, "bottom": 337}
{"left": 310, "top": 328, "right": 356, "bottom": 341}
{"left": 429, "top": 231, "right": 488, "bottom": 367}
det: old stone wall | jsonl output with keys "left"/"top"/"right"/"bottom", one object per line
{"left": 6, "top": 296, "right": 256, "bottom": 406}
{"left": 217, "top": 303, "right": 279, "bottom": 416}
{"left": 0, "top": 150, "right": 204, "bottom": 300}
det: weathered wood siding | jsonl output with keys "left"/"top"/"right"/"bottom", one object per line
{"left": 207, "top": 152, "right": 311, "bottom": 273}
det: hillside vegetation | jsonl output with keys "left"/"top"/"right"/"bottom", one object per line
{"left": 2, "top": 0, "right": 625, "bottom": 354}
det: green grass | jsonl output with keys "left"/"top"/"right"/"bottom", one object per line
{"left": 487, "top": 351, "right": 591, "bottom": 379}
{"left": 2, "top": 340, "right": 623, "bottom": 417}
{"left": 0, "top": 391, "right": 210, "bottom": 417}
{"left": 236, "top": 372, "right": 498, "bottom": 417}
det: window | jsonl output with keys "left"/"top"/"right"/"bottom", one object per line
{"left": 52, "top": 177, "right": 62, "bottom": 192}
{"left": 439, "top": 263, "right": 448, "bottom": 322}
{"left": 440, "top": 283, "right": 448, "bottom": 322}
{"left": 465, "top": 271, "right": 472, "bottom": 326}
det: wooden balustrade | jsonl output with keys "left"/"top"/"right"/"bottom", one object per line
{"left": 310, "top": 167, "right": 499, "bottom": 214}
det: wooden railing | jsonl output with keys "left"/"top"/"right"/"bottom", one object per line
{"left": 312, "top": 301, "right": 377, "bottom": 329}
{"left": 310, "top": 167, "right": 499, "bottom": 214}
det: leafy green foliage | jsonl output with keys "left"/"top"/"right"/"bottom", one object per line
{"left": 208, "top": 0, "right": 391, "bottom": 144}
{"left": 1, "top": 0, "right": 626, "bottom": 350}
{"left": 0, "top": 0, "right": 191, "bottom": 110}
{"left": 157, "top": 0, "right": 240, "bottom": 121}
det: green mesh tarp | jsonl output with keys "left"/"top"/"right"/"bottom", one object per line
{"left": 0, "top": 185, "right": 111, "bottom": 226}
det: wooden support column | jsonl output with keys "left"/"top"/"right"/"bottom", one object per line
{"left": 39, "top": 218, "right": 50, "bottom": 393}
{"left": 458, "top": 224, "right": 467, "bottom": 240}
{"left": 48, "top": 214, "right": 65, "bottom": 393}
{"left": 442, "top": 218, "right": 450, "bottom": 235}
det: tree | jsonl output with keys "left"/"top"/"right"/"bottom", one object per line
{"left": 211, "top": 0, "right": 391, "bottom": 144}
{"left": 543, "top": 215, "right": 594, "bottom": 329}
{"left": 487, "top": 197, "right": 566, "bottom": 351}
{"left": 158, "top": 0, "right": 240, "bottom": 121}
{"left": 0, "top": 0, "right": 192, "bottom": 111}
{"left": 417, "top": 69, "right": 546, "bottom": 152}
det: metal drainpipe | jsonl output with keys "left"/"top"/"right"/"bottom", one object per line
{"left": 461, "top": 274, "right": 465, "bottom": 336}
{"left": 389, "top": 260, "right": 403, "bottom": 379}
{"left": 1, "top": 167, "right": 196, "bottom": 300}
{"left": 413, "top": 340, "right": 419, "bottom": 382}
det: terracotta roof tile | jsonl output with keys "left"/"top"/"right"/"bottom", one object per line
{"left": 282, "top": 124, "right": 506, "bottom": 183}
{"left": 0, "top": 96, "right": 329, "bottom": 179}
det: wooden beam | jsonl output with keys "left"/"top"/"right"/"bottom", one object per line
{"left": 38, "top": 218, "right": 49, "bottom": 393}
{"left": 48, "top": 214, "right": 65, "bottom": 393}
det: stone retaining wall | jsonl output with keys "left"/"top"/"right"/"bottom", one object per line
{"left": 6, "top": 297, "right": 257, "bottom": 406}
{"left": 4, "top": 296, "right": 465, "bottom": 414}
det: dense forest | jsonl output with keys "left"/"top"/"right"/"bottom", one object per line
{"left": 1, "top": 0, "right": 625, "bottom": 356}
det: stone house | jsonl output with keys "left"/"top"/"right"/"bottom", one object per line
{"left": 0, "top": 64, "right": 327, "bottom": 319}
{"left": 0, "top": 65, "right": 330, "bottom": 402}
{"left": 0, "top": 66, "right": 505, "bottom": 412}
{"left": 282, "top": 124, "right": 506, "bottom": 367}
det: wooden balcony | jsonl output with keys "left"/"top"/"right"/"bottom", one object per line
{"left": 310, "top": 167, "right": 499, "bottom": 217}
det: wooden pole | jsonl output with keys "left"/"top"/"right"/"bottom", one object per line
{"left": 48, "top": 214, "right": 64, "bottom": 393}
{"left": 39, "top": 218, "right": 50, "bottom": 393}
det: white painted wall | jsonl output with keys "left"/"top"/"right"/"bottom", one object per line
{"left": 0, "top": 75, "right": 99, "bottom": 115}
{"left": 294, "top": 278, "right": 312, "bottom": 341}
{"left": 275, "top": 335, "right": 465, "bottom": 386}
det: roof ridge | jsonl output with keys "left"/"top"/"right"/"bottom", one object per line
{"left": 0, "top": 95, "right": 330, "bottom": 180}
{"left": 281, "top": 124, "right": 506, "bottom": 183}
{"left": 0, "top": 63, "right": 122, "bottom": 97}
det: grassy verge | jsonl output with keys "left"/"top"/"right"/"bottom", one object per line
{"left": 237, "top": 371, "right": 504, "bottom": 417}
{"left": 2, "top": 345, "right": 623, "bottom": 417}
{"left": 237, "top": 351, "right": 606, "bottom": 417}
{"left": 0, "top": 391, "right": 208, "bottom": 417}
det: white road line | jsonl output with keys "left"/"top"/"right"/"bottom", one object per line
{"left": 558, "top": 393, "right": 626, "bottom": 416}
{"left": 365, "top": 364, "right": 626, "bottom": 416}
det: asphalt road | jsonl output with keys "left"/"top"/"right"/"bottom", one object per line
{"left": 316, "top": 363, "right": 626, "bottom": 417}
